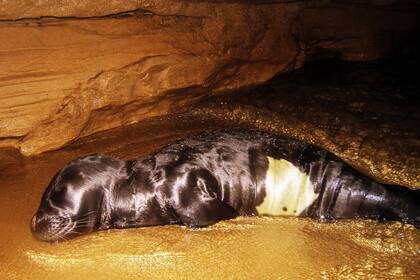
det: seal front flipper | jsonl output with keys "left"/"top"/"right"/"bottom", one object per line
{"left": 172, "top": 168, "right": 238, "bottom": 227}
{"left": 176, "top": 199, "right": 238, "bottom": 228}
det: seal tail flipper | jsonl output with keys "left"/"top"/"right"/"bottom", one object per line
{"left": 302, "top": 157, "right": 420, "bottom": 227}
{"left": 384, "top": 186, "right": 420, "bottom": 228}
{"left": 345, "top": 181, "right": 420, "bottom": 228}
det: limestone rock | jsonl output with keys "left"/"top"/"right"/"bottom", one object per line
{"left": 0, "top": 0, "right": 417, "bottom": 155}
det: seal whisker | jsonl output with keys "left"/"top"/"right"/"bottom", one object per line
{"left": 72, "top": 224, "right": 92, "bottom": 229}
{"left": 71, "top": 213, "right": 98, "bottom": 226}
{"left": 72, "top": 224, "right": 90, "bottom": 229}
{"left": 74, "top": 218, "right": 93, "bottom": 223}
{"left": 75, "top": 219, "right": 92, "bottom": 223}
{"left": 68, "top": 230, "right": 84, "bottom": 235}
{"left": 72, "top": 211, "right": 98, "bottom": 221}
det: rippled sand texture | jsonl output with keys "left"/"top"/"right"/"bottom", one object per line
{"left": 1, "top": 59, "right": 419, "bottom": 279}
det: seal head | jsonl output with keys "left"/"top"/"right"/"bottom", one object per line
{"left": 31, "top": 155, "right": 125, "bottom": 242}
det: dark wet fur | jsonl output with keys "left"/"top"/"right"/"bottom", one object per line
{"left": 31, "top": 129, "right": 419, "bottom": 241}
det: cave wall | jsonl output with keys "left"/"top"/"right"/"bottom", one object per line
{"left": 0, "top": 0, "right": 418, "bottom": 155}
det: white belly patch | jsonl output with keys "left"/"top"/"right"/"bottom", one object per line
{"left": 256, "top": 157, "right": 318, "bottom": 216}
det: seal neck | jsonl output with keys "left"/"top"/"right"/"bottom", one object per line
{"left": 97, "top": 160, "right": 133, "bottom": 230}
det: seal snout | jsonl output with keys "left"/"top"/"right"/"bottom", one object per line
{"left": 31, "top": 214, "right": 37, "bottom": 231}
{"left": 31, "top": 211, "right": 71, "bottom": 242}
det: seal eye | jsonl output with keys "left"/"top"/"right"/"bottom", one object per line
{"left": 51, "top": 186, "right": 69, "bottom": 206}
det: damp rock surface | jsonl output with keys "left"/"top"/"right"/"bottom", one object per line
{"left": 189, "top": 58, "right": 420, "bottom": 189}
{"left": 0, "top": 0, "right": 418, "bottom": 155}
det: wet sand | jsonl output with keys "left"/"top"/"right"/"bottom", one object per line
{"left": 1, "top": 59, "right": 419, "bottom": 279}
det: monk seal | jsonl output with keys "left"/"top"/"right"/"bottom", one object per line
{"left": 31, "top": 129, "right": 419, "bottom": 242}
